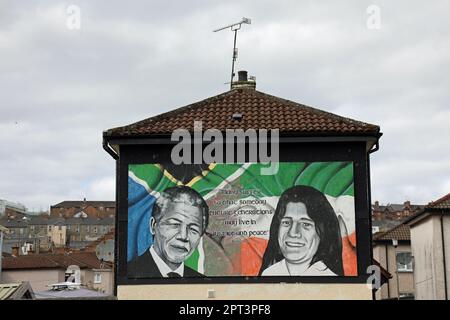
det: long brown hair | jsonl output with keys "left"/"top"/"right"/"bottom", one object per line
{"left": 259, "top": 185, "right": 344, "bottom": 276}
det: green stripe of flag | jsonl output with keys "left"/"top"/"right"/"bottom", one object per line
{"left": 193, "top": 164, "right": 243, "bottom": 197}
{"left": 129, "top": 164, "right": 177, "bottom": 193}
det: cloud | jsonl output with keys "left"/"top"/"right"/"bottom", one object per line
{"left": 1, "top": 0, "right": 449, "bottom": 209}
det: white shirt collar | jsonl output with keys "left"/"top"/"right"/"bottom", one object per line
{"left": 149, "top": 246, "right": 184, "bottom": 277}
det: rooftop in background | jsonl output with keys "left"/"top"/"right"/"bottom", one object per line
{"left": 0, "top": 216, "right": 114, "bottom": 227}
{"left": 2, "top": 252, "right": 112, "bottom": 271}
{"left": 373, "top": 224, "right": 410, "bottom": 242}
{"left": 424, "top": 192, "right": 450, "bottom": 210}
{"left": 51, "top": 201, "right": 115, "bottom": 208}
{"left": 35, "top": 287, "right": 114, "bottom": 300}
{"left": 372, "top": 201, "right": 425, "bottom": 213}
{"left": 105, "top": 86, "right": 380, "bottom": 138}
{"left": 372, "top": 201, "right": 424, "bottom": 232}
{"left": 405, "top": 192, "right": 450, "bottom": 227}
{"left": 0, "top": 282, "right": 35, "bottom": 300}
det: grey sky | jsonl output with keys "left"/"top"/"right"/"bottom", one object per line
{"left": 1, "top": 0, "right": 449, "bottom": 211}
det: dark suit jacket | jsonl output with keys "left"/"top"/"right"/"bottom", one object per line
{"left": 127, "top": 250, "right": 205, "bottom": 278}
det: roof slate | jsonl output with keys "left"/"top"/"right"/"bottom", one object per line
{"left": 373, "top": 224, "right": 410, "bottom": 241}
{"left": 425, "top": 193, "right": 450, "bottom": 210}
{"left": 105, "top": 89, "right": 380, "bottom": 138}
{"left": 404, "top": 193, "right": 450, "bottom": 226}
{"left": 51, "top": 201, "right": 115, "bottom": 208}
{"left": 2, "top": 252, "right": 112, "bottom": 270}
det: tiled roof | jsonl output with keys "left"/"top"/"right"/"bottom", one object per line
{"left": 404, "top": 193, "right": 450, "bottom": 226}
{"left": 1, "top": 217, "right": 65, "bottom": 227}
{"left": 425, "top": 193, "right": 450, "bottom": 210}
{"left": 2, "top": 255, "right": 60, "bottom": 269}
{"left": 2, "top": 252, "right": 112, "bottom": 270}
{"left": 0, "top": 216, "right": 114, "bottom": 228}
{"left": 51, "top": 201, "right": 115, "bottom": 208}
{"left": 105, "top": 89, "right": 380, "bottom": 137}
{"left": 373, "top": 224, "right": 410, "bottom": 241}
{"left": 65, "top": 217, "right": 114, "bottom": 225}
{"left": 373, "top": 204, "right": 425, "bottom": 212}
{"left": 0, "top": 219, "right": 28, "bottom": 228}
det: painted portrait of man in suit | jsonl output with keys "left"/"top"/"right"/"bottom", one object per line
{"left": 127, "top": 186, "right": 209, "bottom": 278}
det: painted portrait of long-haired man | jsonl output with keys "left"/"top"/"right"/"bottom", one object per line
{"left": 259, "top": 185, "right": 344, "bottom": 276}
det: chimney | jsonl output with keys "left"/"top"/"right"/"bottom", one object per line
{"left": 231, "top": 70, "right": 256, "bottom": 90}
{"left": 373, "top": 201, "right": 380, "bottom": 211}
{"left": 404, "top": 201, "right": 411, "bottom": 214}
{"left": 12, "top": 246, "right": 20, "bottom": 257}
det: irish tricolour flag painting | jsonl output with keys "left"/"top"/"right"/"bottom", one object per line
{"left": 127, "top": 162, "right": 357, "bottom": 278}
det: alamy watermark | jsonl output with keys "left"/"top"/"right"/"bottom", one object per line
{"left": 366, "top": 4, "right": 381, "bottom": 30}
{"left": 170, "top": 121, "right": 279, "bottom": 175}
{"left": 366, "top": 265, "right": 381, "bottom": 290}
{"left": 66, "top": 4, "right": 81, "bottom": 30}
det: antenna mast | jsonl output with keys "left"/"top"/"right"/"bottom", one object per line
{"left": 213, "top": 17, "right": 251, "bottom": 89}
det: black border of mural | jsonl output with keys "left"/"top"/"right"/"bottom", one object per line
{"left": 114, "top": 140, "right": 373, "bottom": 288}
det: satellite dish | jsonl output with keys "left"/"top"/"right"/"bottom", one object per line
{"left": 95, "top": 239, "right": 114, "bottom": 262}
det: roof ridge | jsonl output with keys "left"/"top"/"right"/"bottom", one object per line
{"left": 40, "top": 255, "right": 63, "bottom": 268}
{"left": 373, "top": 223, "right": 409, "bottom": 240}
{"left": 105, "top": 88, "right": 381, "bottom": 137}
{"left": 106, "top": 90, "right": 233, "bottom": 133}
{"left": 65, "top": 252, "right": 98, "bottom": 269}
{"left": 427, "top": 192, "right": 450, "bottom": 208}
{"left": 253, "top": 90, "right": 378, "bottom": 130}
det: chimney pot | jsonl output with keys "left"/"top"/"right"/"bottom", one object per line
{"left": 231, "top": 70, "right": 256, "bottom": 90}
{"left": 238, "top": 70, "right": 248, "bottom": 82}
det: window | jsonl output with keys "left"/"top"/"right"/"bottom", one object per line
{"left": 30, "top": 225, "right": 35, "bottom": 231}
{"left": 48, "top": 225, "right": 52, "bottom": 232}
{"left": 48, "top": 236, "right": 52, "bottom": 242}
{"left": 397, "top": 252, "right": 413, "bottom": 272}
{"left": 94, "top": 273, "right": 102, "bottom": 284}
{"left": 94, "top": 227, "right": 98, "bottom": 234}
{"left": 76, "top": 225, "right": 80, "bottom": 233}
{"left": 58, "top": 226, "right": 62, "bottom": 231}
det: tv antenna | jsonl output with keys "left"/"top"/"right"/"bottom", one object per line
{"left": 213, "top": 17, "right": 251, "bottom": 89}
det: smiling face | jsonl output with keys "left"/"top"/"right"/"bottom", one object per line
{"left": 278, "top": 202, "right": 320, "bottom": 264}
{"left": 151, "top": 201, "right": 203, "bottom": 269}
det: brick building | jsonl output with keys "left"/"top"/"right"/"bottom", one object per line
{"left": 1, "top": 215, "right": 114, "bottom": 254}
{"left": 372, "top": 201, "right": 424, "bottom": 233}
{"left": 50, "top": 200, "right": 115, "bottom": 219}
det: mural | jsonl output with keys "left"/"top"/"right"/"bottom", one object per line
{"left": 127, "top": 162, "right": 357, "bottom": 278}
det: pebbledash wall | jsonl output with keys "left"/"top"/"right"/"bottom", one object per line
{"left": 103, "top": 73, "right": 382, "bottom": 300}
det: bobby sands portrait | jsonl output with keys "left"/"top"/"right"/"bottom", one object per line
{"left": 127, "top": 186, "right": 209, "bottom": 278}
{"left": 259, "top": 185, "right": 344, "bottom": 276}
